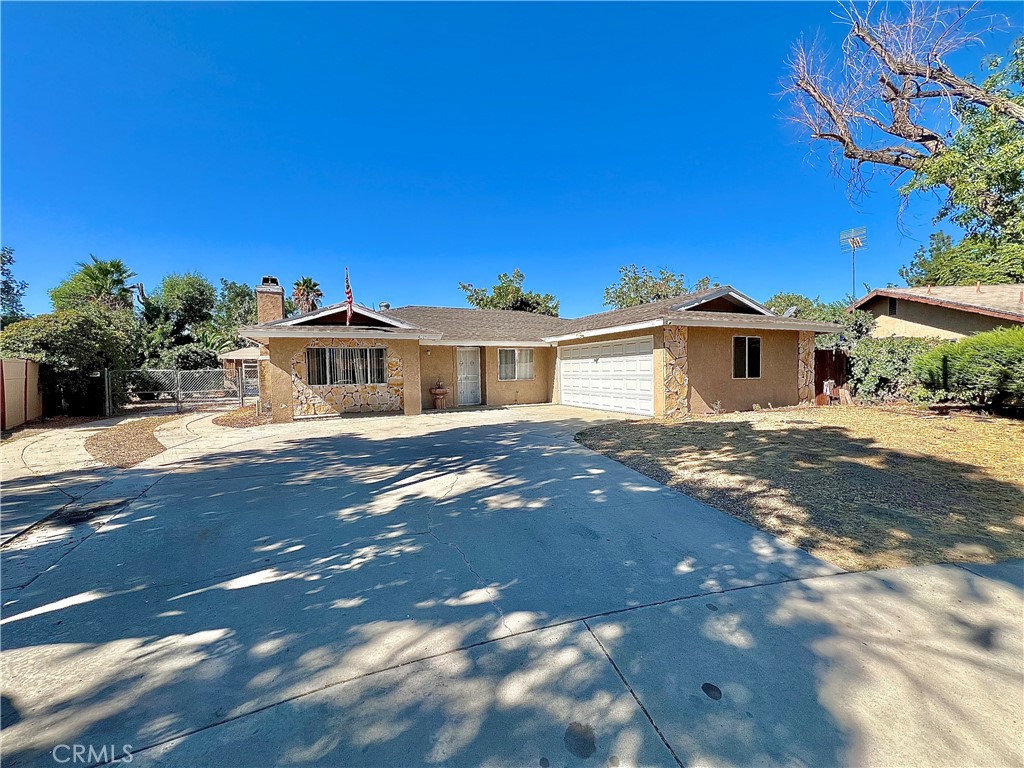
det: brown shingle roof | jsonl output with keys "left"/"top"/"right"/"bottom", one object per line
{"left": 555, "top": 286, "right": 731, "bottom": 334}
{"left": 383, "top": 306, "right": 570, "bottom": 342}
{"left": 854, "top": 284, "right": 1024, "bottom": 322}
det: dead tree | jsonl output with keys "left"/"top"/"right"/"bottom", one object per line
{"left": 784, "top": 1, "right": 1022, "bottom": 203}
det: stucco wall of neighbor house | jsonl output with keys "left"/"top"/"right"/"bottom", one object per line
{"left": 687, "top": 327, "right": 800, "bottom": 414}
{"left": 555, "top": 327, "right": 667, "bottom": 416}
{"left": 419, "top": 346, "right": 457, "bottom": 411}
{"left": 863, "top": 296, "right": 1017, "bottom": 339}
{"left": 482, "top": 346, "right": 556, "bottom": 406}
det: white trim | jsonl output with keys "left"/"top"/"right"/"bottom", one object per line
{"left": 428, "top": 339, "right": 557, "bottom": 347}
{"left": 271, "top": 302, "right": 419, "bottom": 329}
{"left": 542, "top": 319, "right": 665, "bottom": 343}
{"left": 671, "top": 288, "right": 773, "bottom": 316}
{"left": 242, "top": 326, "right": 441, "bottom": 341}
{"left": 665, "top": 316, "right": 839, "bottom": 332}
{"left": 497, "top": 348, "right": 536, "bottom": 381}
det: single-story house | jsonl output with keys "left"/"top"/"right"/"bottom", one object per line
{"left": 853, "top": 283, "right": 1024, "bottom": 340}
{"left": 242, "top": 276, "right": 839, "bottom": 422}
{"left": 218, "top": 346, "right": 265, "bottom": 378}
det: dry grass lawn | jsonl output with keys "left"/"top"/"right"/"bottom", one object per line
{"left": 578, "top": 405, "right": 1024, "bottom": 571}
{"left": 212, "top": 404, "right": 271, "bottom": 429}
{"left": 84, "top": 415, "right": 181, "bottom": 468}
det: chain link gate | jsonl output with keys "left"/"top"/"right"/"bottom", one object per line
{"left": 105, "top": 367, "right": 260, "bottom": 415}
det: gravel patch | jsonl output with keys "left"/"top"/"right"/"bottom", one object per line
{"left": 84, "top": 415, "right": 182, "bottom": 468}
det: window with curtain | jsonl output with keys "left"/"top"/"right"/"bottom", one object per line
{"left": 306, "top": 347, "right": 387, "bottom": 385}
{"left": 498, "top": 348, "right": 535, "bottom": 381}
{"left": 732, "top": 336, "right": 761, "bottom": 379}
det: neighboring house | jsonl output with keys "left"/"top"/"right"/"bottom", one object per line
{"left": 243, "top": 276, "right": 839, "bottom": 422}
{"left": 218, "top": 346, "right": 264, "bottom": 379}
{"left": 853, "top": 284, "right": 1024, "bottom": 340}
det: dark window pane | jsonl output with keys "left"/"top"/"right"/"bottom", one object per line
{"left": 733, "top": 337, "right": 746, "bottom": 378}
{"left": 369, "top": 348, "right": 387, "bottom": 383}
{"left": 306, "top": 348, "right": 328, "bottom": 385}
{"left": 888, "top": 297, "right": 897, "bottom": 316}
{"left": 747, "top": 337, "right": 761, "bottom": 378}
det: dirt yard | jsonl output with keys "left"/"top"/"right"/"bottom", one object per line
{"left": 577, "top": 405, "right": 1024, "bottom": 571}
{"left": 211, "top": 404, "right": 271, "bottom": 429}
{"left": 84, "top": 415, "right": 181, "bottom": 468}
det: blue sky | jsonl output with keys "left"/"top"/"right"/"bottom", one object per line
{"left": 3, "top": 2, "right": 1020, "bottom": 318}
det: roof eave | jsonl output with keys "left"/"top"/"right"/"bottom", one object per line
{"left": 241, "top": 325, "right": 443, "bottom": 341}
{"left": 665, "top": 316, "right": 842, "bottom": 333}
{"left": 541, "top": 319, "right": 666, "bottom": 343}
{"left": 852, "top": 288, "right": 1024, "bottom": 323}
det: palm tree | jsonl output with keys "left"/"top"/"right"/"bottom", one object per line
{"left": 292, "top": 277, "right": 324, "bottom": 314}
{"left": 76, "top": 255, "right": 138, "bottom": 309}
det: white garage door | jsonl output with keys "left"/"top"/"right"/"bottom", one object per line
{"left": 559, "top": 336, "right": 655, "bottom": 416}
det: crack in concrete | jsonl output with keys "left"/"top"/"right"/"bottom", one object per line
{"left": 424, "top": 473, "right": 513, "bottom": 636}
{"left": 585, "top": 618, "right": 686, "bottom": 768}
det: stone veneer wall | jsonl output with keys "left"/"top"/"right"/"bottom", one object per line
{"left": 663, "top": 326, "right": 689, "bottom": 418}
{"left": 797, "top": 331, "right": 815, "bottom": 404}
{"left": 291, "top": 339, "right": 404, "bottom": 416}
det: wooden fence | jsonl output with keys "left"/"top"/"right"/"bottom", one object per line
{"left": 1, "top": 358, "right": 42, "bottom": 430}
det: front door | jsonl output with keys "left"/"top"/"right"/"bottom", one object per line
{"left": 456, "top": 347, "right": 482, "bottom": 406}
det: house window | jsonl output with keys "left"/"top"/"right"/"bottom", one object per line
{"left": 498, "top": 348, "right": 535, "bottom": 381}
{"left": 305, "top": 347, "right": 387, "bottom": 386}
{"left": 887, "top": 297, "right": 898, "bottom": 316}
{"left": 732, "top": 336, "right": 761, "bottom": 379}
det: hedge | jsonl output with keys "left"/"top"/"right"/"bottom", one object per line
{"left": 849, "top": 337, "right": 943, "bottom": 402}
{"left": 912, "top": 326, "right": 1024, "bottom": 408}
{"left": 0, "top": 306, "right": 141, "bottom": 414}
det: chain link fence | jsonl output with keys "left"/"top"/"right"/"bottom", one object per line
{"left": 105, "top": 367, "right": 260, "bottom": 415}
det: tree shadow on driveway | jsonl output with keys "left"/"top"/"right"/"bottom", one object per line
{"left": 1, "top": 417, "right": 1021, "bottom": 766}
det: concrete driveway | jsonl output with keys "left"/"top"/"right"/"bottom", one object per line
{"left": 1, "top": 405, "right": 1021, "bottom": 767}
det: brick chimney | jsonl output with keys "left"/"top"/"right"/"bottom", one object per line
{"left": 256, "top": 276, "right": 285, "bottom": 323}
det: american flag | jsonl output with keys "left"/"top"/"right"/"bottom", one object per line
{"left": 345, "top": 268, "right": 354, "bottom": 326}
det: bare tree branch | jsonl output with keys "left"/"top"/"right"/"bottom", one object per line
{"left": 783, "top": 0, "right": 1019, "bottom": 205}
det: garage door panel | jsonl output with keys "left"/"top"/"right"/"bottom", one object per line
{"left": 559, "top": 336, "right": 655, "bottom": 416}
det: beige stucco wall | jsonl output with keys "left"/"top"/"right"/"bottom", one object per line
{"left": 863, "top": 296, "right": 1017, "bottom": 339}
{"left": 687, "top": 327, "right": 800, "bottom": 414}
{"left": 260, "top": 337, "right": 421, "bottom": 422}
{"left": 482, "top": 346, "right": 555, "bottom": 406}
{"left": 419, "top": 346, "right": 457, "bottom": 410}
{"left": 2, "top": 358, "right": 42, "bottom": 429}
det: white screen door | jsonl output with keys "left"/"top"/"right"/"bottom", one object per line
{"left": 457, "top": 347, "right": 482, "bottom": 406}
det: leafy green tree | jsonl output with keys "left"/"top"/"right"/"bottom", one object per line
{"left": 0, "top": 305, "right": 142, "bottom": 414}
{"left": 1, "top": 246, "right": 28, "bottom": 326}
{"left": 292, "top": 277, "right": 324, "bottom": 314}
{"left": 156, "top": 343, "right": 220, "bottom": 370}
{"left": 763, "top": 292, "right": 818, "bottom": 317}
{"left": 603, "top": 265, "right": 716, "bottom": 309}
{"left": 49, "top": 256, "right": 138, "bottom": 311}
{"left": 901, "top": 44, "right": 1024, "bottom": 241}
{"left": 140, "top": 272, "right": 217, "bottom": 363}
{"left": 899, "top": 231, "right": 1024, "bottom": 286}
{"left": 763, "top": 291, "right": 875, "bottom": 351}
{"left": 459, "top": 269, "right": 560, "bottom": 316}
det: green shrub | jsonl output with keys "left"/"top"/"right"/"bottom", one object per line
{"left": 912, "top": 326, "right": 1024, "bottom": 408}
{"left": 849, "top": 336, "right": 943, "bottom": 402}
{"left": 0, "top": 306, "right": 142, "bottom": 414}
{"left": 156, "top": 343, "right": 219, "bottom": 370}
